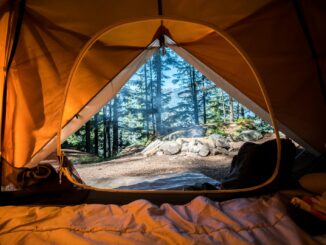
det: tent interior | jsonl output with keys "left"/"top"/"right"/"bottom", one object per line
{"left": 0, "top": 0, "right": 326, "bottom": 243}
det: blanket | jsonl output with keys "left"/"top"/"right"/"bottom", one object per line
{"left": 0, "top": 194, "right": 322, "bottom": 244}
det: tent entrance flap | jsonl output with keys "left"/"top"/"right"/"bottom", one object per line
{"left": 28, "top": 41, "right": 159, "bottom": 166}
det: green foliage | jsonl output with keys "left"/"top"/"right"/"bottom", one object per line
{"left": 66, "top": 134, "right": 82, "bottom": 147}
{"left": 235, "top": 118, "right": 256, "bottom": 130}
{"left": 206, "top": 126, "right": 227, "bottom": 136}
{"left": 234, "top": 118, "right": 273, "bottom": 133}
{"left": 254, "top": 119, "right": 274, "bottom": 133}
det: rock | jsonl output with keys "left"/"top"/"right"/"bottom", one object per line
{"left": 216, "top": 147, "right": 230, "bottom": 155}
{"left": 226, "top": 136, "right": 233, "bottom": 142}
{"left": 198, "top": 145, "right": 210, "bottom": 157}
{"left": 175, "top": 138, "right": 185, "bottom": 145}
{"left": 188, "top": 140, "right": 203, "bottom": 153}
{"left": 210, "top": 147, "right": 229, "bottom": 155}
{"left": 229, "top": 141, "right": 245, "bottom": 151}
{"left": 198, "top": 138, "right": 215, "bottom": 149}
{"left": 209, "top": 134, "right": 230, "bottom": 149}
{"left": 119, "top": 145, "right": 144, "bottom": 156}
{"left": 210, "top": 148, "right": 221, "bottom": 155}
{"left": 142, "top": 140, "right": 163, "bottom": 156}
{"left": 187, "top": 139, "right": 196, "bottom": 152}
{"left": 159, "top": 141, "right": 181, "bottom": 155}
{"left": 236, "top": 130, "right": 263, "bottom": 142}
{"left": 181, "top": 142, "right": 189, "bottom": 152}
{"left": 156, "top": 151, "right": 164, "bottom": 156}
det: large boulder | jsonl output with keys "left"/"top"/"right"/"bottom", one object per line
{"left": 188, "top": 140, "right": 203, "bottom": 153}
{"left": 141, "top": 140, "right": 164, "bottom": 156}
{"left": 236, "top": 130, "right": 263, "bottom": 142}
{"left": 209, "top": 134, "right": 230, "bottom": 149}
{"left": 198, "top": 145, "right": 210, "bottom": 157}
{"left": 198, "top": 138, "right": 215, "bottom": 149}
{"left": 181, "top": 142, "right": 189, "bottom": 152}
{"left": 159, "top": 141, "right": 181, "bottom": 155}
{"left": 210, "top": 147, "right": 229, "bottom": 155}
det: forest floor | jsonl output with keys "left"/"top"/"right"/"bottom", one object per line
{"left": 72, "top": 134, "right": 276, "bottom": 189}
{"left": 75, "top": 153, "right": 232, "bottom": 189}
{"left": 41, "top": 133, "right": 277, "bottom": 189}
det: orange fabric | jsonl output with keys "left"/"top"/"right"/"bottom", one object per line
{"left": 0, "top": 195, "right": 318, "bottom": 244}
{"left": 0, "top": 0, "right": 10, "bottom": 159}
{"left": 226, "top": 0, "right": 326, "bottom": 152}
{"left": 2, "top": 9, "right": 86, "bottom": 167}
{"left": 1, "top": 0, "right": 325, "bottom": 168}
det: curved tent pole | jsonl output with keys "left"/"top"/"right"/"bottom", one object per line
{"left": 56, "top": 18, "right": 281, "bottom": 194}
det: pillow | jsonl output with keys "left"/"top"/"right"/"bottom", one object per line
{"left": 299, "top": 173, "right": 326, "bottom": 194}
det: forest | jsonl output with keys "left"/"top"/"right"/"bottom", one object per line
{"left": 64, "top": 48, "right": 271, "bottom": 158}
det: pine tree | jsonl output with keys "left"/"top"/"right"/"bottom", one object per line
{"left": 94, "top": 114, "right": 99, "bottom": 155}
{"left": 153, "top": 50, "right": 162, "bottom": 135}
{"left": 112, "top": 96, "right": 119, "bottom": 155}
{"left": 143, "top": 64, "right": 150, "bottom": 140}
{"left": 102, "top": 106, "right": 107, "bottom": 158}
{"left": 85, "top": 121, "right": 91, "bottom": 153}
{"left": 190, "top": 66, "right": 199, "bottom": 125}
{"left": 107, "top": 103, "right": 112, "bottom": 157}
{"left": 201, "top": 75, "right": 207, "bottom": 124}
{"left": 221, "top": 90, "right": 226, "bottom": 123}
{"left": 229, "top": 95, "right": 234, "bottom": 123}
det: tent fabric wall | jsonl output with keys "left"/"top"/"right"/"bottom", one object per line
{"left": 1, "top": 0, "right": 325, "bottom": 172}
{"left": 0, "top": 0, "right": 10, "bottom": 159}
{"left": 224, "top": 0, "right": 326, "bottom": 155}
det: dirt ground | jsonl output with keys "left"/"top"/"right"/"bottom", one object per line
{"left": 75, "top": 153, "right": 233, "bottom": 188}
{"left": 42, "top": 133, "right": 277, "bottom": 189}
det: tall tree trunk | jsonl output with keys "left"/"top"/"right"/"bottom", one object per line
{"left": 144, "top": 64, "right": 150, "bottom": 140}
{"left": 221, "top": 91, "right": 226, "bottom": 123}
{"left": 107, "top": 104, "right": 112, "bottom": 157}
{"left": 149, "top": 58, "right": 156, "bottom": 135}
{"left": 189, "top": 65, "right": 199, "bottom": 125}
{"left": 85, "top": 121, "right": 91, "bottom": 152}
{"left": 112, "top": 96, "right": 119, "bottom": 155}
{"left": 154, "top": 51, "right": 162, "bottom": 135}
{"left": 236, "top": 101, "right": 240, "bottom": 120}
{"left": 201, "top": 75, "right": 207, "bottom": 124}
{"left": 119, "top": 130, "right": 123, "bottom": 151}
{"left": 229, "top": 95, "right": 234, "bottom": 123}
{"left": 241, "top": 106, "right": 245, "bottom": 118}
{"left": 102, "top": 106, "right": 107, "bottom": 158}
{"left": 190, "top": 66, "right": 199, "bottom": 125}
{"left": 94, "top": 114, "right": 99, "bottom": 155}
